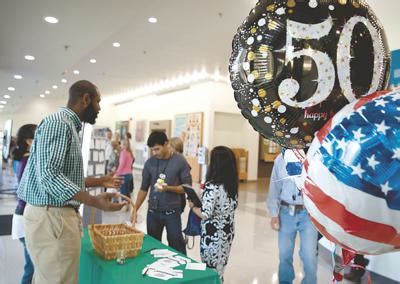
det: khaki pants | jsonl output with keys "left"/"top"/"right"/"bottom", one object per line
{"left": 24, "top": 205, "right": 81, "bottom": 284}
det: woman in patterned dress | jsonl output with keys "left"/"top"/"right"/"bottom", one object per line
{"left": 189, "top": 146, "right": 238, "bottom": 282}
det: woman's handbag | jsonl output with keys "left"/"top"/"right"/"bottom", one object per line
{"left": 183, "top": 209, "right": 201, "bottom": 249}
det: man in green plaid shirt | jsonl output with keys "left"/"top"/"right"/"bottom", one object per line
{"left": 17, "top": 80, "right": 126, "bottom": 284}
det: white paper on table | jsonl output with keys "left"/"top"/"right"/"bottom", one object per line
{"left": 150, "top": 249, "right": 171, "bottom": 255}
{"left": 151, "top": 249, "right": 177, "bottom": 258}
{"left": 146, "top": 270, "right": 173, "bottom": 281}
{"left": 185, "top": 262, "right": 206, "bottom": 271}
{"left": 169, "top": 255, "right": 192, "bottom": 264}
{"left": 145, "top": 265, "right": 183, "bottom": 279}
{"left": 152, "top": 258, "right": 180, "bottom": 268}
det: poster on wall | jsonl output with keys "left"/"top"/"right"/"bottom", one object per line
{"left": 135, "top": 120, "right": 146, "bottom": 143}
{"left": 389, "top": 49, "right": 400, "bottom": 88}
{"left": 115, "top": 120, "right": 130, "bottom": 140}
{"left": 133, "top": 120, "right": 148, "bottom": 168}
{"left": 149, "top": 120, "right": 171, "bottom": 137}
{"left": 173, "top": 114, "right": 187, "bottom": 138}
{"left": 173, "top": 112, "right": 203, "bottom": 158}
{"left": 173, "top": 113, "right": 203, "bottom": 183}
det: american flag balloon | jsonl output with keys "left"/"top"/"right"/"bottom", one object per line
{"left": 303, "top": 89, "right": 400, "bottom": 255}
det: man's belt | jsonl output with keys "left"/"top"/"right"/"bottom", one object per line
{"left": 43, "top": 204, "right": 79, "bottom": 213}
{"left": 280, "top": 200, "right": 305, "bottom": 211}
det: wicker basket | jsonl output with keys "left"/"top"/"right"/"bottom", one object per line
{"left": 88, "top": 194, "right": 145, "bottom": 260}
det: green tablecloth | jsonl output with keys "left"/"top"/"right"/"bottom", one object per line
{"left": 79, "top": 229, "right": 220, "bottom": 284}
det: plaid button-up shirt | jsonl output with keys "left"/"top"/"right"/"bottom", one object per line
{"left": 17, "top": 107, "right": 84, "bottom": 207}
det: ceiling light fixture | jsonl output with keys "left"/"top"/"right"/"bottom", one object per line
{"left": 3, "top": 95, "right": 10, "bottom": 99}
{"left": 148, "top": 17, "right": 158, "bottom": 23}
{"left": 61, "top": 78, "right": 67, "bottom": 83}
{"left": 45, "top": 90, "right": 50, "bottom": 94}
{"left": 73, "top": 70, "right": 80, "bottom": 75}
{"left": 52, "top": 85, "right": 58, "bottom": 89}
{"left": 40, "top": 94, "right": 45, "bottom": 98}
{"left": 89, "top": 58, "right": 96, "bottom": 63}
{"left": 24, "top": 55, "right": 35, "bottom": 61}
{"left": 0, "top": 105, "right": 4, "bottom": 109}
{"left": 7, "top": 87, "right": 15, "bottom": 91}
{"left": 44, "top": 16, "right": 59, "bottom": 24}
{"left": 0, "top": 101, "right": 6, "bottom": 104}
{"left": 113, "top": 42, "right": 121, "bottom": 47}
{"left": 14, "top": 75, "right": 23, "bottom": 79}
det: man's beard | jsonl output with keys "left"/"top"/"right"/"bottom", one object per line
{"left": 82, "top": 104, "right": 98, "bottom": 124}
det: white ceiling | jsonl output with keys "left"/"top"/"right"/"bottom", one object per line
{"left": 0, "top": 0, "right": 398, "bottom": 115}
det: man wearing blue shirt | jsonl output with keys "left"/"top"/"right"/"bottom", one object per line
{"left": 267, "top": 149, "right": 318, "bottom": 284}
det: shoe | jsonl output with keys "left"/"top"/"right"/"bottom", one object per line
{"left": 343, "top": 268, "right": 365, "bottom": 283}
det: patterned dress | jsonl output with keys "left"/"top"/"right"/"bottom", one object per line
{"left": 200, "top": 182, "right": 238, "bottom": 281}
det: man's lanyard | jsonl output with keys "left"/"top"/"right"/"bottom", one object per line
{"left": 156, "top": 152, "right": 173, "bottom": 178}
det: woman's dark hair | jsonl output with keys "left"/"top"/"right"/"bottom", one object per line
{"left": 206, "top": 146, "right": 238, "bottom": 200}
{"left": 12, "top": 124, "right": 37, "bottom": 161}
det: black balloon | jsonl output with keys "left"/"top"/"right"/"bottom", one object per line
{"left": 229, "top": 0, "right": 390, "bottom": 148}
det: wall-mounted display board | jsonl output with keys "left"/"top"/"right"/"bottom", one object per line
{"left": 173, "top": 112, "right": 203, "bottom": 182}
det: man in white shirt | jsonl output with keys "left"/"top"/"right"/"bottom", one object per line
{"left": 104, "top": 128, "right": 113, "bottom": 173}
{"left": 267, "top": 149, "right": 318, "bottom": 284}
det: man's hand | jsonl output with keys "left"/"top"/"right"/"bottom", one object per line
{"left": 270, "top": 217, "right": 280, "bottom": 231}
{"left": 188, "top": 200, "right": 194, "bottom": 209}
{"left": 102, "top": 173, "right": 123, "bottom": 188}
{"left": 155, "top": 182, "right": 168, "bottom": 192}
{"left": 93, "top": 192, "right": 127, "bottom": 211}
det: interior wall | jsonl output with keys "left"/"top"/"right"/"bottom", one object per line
{"left": 0, "top": 97, "right": 66, "bottom": 135}
{"left": 213, "top": 112, "right": 259, "bottom": 181}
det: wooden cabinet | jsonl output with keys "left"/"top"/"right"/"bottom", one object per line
{"left": 231, "top": 148, "right": 248, "bottom": 182}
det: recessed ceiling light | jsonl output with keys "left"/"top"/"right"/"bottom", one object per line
{"left": 0, "top": 101, "right": 6, "bottom": 104}
{"left": 112, "top": 42, "right": 121, "bottom": 47}
{"left": 7, "top": 87, "right": 15, "bottom": 91}
{"left": 148, "top": 17, "right": 158, "bottom": 23}
{"left": 0, "top": 105, "right": 4, "bottom": 109}
{"left": 14, "top": 75, "right": 23, "bottom": 79}
{"left": 61, "top": 78, "right": 67, "bottom": 83}
{"left": 45, "top": 90, "right": 50, "bottom": 94}
{"left": 24, "top": 55, "right": 35, "bottom": 61}
{"left": 52, "top": 85, "right": 58, "bottom": 89}
{"left": 44, "top": 16, "right": 59, "bottom": 24}
{"left": 73, "top": 70, "right": 80, "bottom": 75}
{"left": 3, "top": 95, "right": 10, "bottom": 99}
{"left": 40, "top": 94, "right": 45, "bottom": 98}
{"left": 89, "top": 58, "right": 97, "bottom": 63}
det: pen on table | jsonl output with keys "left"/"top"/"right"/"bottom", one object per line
{"left": 142, "top": 267, "right": 149, "bottom": 277}
{"left": 141, "top": 247, "right": 156, "bottom": 254}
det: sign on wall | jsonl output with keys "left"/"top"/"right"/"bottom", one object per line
{"left": 389, "top": 49, "right": 400, "bottom": 88}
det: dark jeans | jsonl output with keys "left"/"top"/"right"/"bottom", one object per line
{"left": 147, "top": 209, "right": 186, "bottom": 255}
{"left": 19, "top": 237, "right": 34, "bottom": 284}
{"left": 119, "top": 174, "right": 133, "bottom": 196}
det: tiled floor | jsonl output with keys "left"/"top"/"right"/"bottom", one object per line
{"left": 0, "top": 171, "right": 391, "bottom": 284}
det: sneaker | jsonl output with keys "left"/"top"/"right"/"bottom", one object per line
{"left": 343, "top": 268, "right": 365, "bottom": 283}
